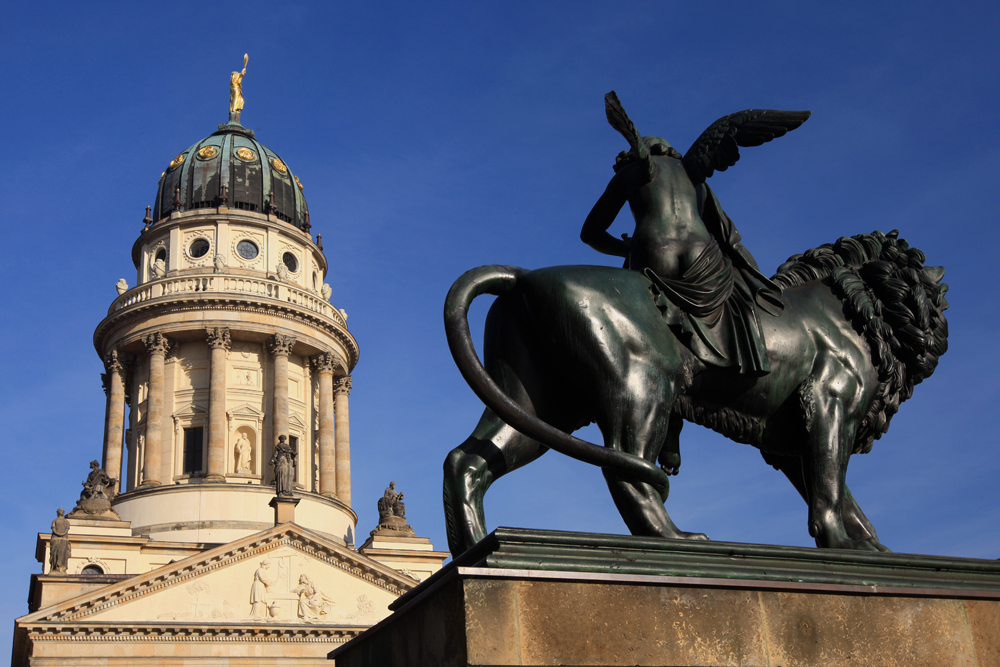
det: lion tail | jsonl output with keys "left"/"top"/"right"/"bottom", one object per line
{"left": 444, "top": 265, "right": 671, "bottom": 499}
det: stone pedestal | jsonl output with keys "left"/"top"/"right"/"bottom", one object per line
{"left": 269, "top": 496, "right": 300, "bottom": 525}
{"left": 330, "top": 528, "right": 1000, "bottom": 667}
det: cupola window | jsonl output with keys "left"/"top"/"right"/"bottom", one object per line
{"left": 282, "top": 252, "right": 298, "bottom": 273}
{"left": 155, "top": 248, "right": 167, "bottom": 263}
{"left": 189, "top": 239, "right": 210, "bottom": 259}
{"left": 237, "top": 240, "right": 259, "bottom": 260}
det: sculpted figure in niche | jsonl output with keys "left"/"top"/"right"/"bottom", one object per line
{"left": 271, "top": 435, "right": 296, "bottom": 496}
{"left": 49, "top": 509, "right": 71, "bottom": 574}
{"left": 292, "top": 574, "right": 334, "bottom": 620}
{"left": 234, "top": 431, "right": 252, "bottom": 473}
{"left": 276, "top": 261, "right": 289, "bottom": 282}
{"left": 151, "top": 258, "right": 166, "bottom": 279}
{"left": 249, "top": 558, "right": 274, "bottom": 618}
{"left": 213, "top": 254, "right": 227, "bottom": 274}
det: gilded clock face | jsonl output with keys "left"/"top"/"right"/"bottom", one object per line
{"left": 237, "top": 240, "right": 259, "bottom": 260}
{"left": 235, "top": 147, "right": 256, "bottom": 161}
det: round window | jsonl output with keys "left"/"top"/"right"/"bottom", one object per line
{"left": 237, "top": 240, "right": 259, "bottom": 260}
{"left": 155, "top": 248, "right": 167, "bottom": 263}
{"left": 282, "top": 252, "right": 298, "bottom": 273}
{"left": 189, "top": 239, "right": 210, "bottom": 258}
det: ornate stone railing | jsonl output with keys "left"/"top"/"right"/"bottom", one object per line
{"left": 108, "top": 275, "right": 347, "bottom": 327}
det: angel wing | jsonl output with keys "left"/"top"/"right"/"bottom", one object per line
{"left": 682, "top": 109, "right": 811, "bottom": 184}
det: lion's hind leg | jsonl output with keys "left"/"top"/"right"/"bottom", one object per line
{"left": 596, "top": 357, "right": 707, "bottom": 541}
{"left": 443, "top": 409, "right": 549, "bottom": 556}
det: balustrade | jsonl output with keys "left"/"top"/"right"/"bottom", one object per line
{"left": 108, "top": 274, "right": 345, "bottom": 326}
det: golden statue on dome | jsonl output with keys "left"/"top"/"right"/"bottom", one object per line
{"left": 229, "top": 53, "right": 248, "bottom": 122}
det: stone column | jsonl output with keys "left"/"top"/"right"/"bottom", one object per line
{"left": 334, "top": 376, "right": 352, "bottom": 506}
{"left": 267, "top": 334, "right": 296, "bottom": 459}
{"left": 313, "top": 353, "right": 339, "bottom": 497}
{"left": 205, "top": 327, "right": 231, "bottom": 481}
{"left": 102, "top": 350, "right": 127, "bottom": 492}
{"left": 140, "top": 333, "right": 170, "bottom": 487}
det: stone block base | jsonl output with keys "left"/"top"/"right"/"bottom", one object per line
{"left": 330, "top": 528, "right": 1000, "bottom": 667}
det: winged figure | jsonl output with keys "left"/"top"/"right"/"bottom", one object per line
{"left": 581, "top": 92, "right": 810, "bottom": 376}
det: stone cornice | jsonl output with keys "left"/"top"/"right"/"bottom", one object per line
{"left": 94, "top": 295, "right": 359, "bottom": 370}
{"left": 22, "top": 622, "right": 363, "bottom": 643}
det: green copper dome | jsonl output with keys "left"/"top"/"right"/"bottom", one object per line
{"left": 152, "top": 121, "right": 310, "bottom": 230}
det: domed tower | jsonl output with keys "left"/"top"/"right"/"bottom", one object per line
{"left": 93, "top": 90, "right": 357, "bottom": 545}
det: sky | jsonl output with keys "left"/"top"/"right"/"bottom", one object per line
{"left": 2, "top": 0, "right": 999, "bottom": 653}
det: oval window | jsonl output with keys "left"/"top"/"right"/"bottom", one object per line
{"left": 189, "top": 239, "right": 210, "bottom": 258}
{"left": 237, "top": 240, "right": 259, "bottom": 260}
{"left": 155, "top": 248, "right": 167, "bottom": 263}
{"left": 282, "top": 252, "right": 298, "bottom": 273}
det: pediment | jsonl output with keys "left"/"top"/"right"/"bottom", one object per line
{"left": 21, "top": 523, "right": 416, "bottom": 626}
{"left": 289, "top": 413, "right": 307, "bottom": 430}
{"left": 172, "top": 403, "right": 207, "bottom": 418}
{"left": 227, "top": 403, "right": 265, "bottom": 419}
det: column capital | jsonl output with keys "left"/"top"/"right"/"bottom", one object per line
{"left": 333, "top": 375, "right": 352, "bottom": 397}
{"left": 312, "top": 351, "right": 343, "bottom": 375}
{"left": 103, "top": 349, "right": 124, "bottom": 374}
{"left": 206, "top": 327, "right": 232, "bottom": 351}
{"left": 142, "top": 332, "right": 172, "bottom": 356}
{"left": 267, "top": 333, "right": 297, "bottom": 357}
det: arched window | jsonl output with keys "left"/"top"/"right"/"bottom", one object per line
{"left": 81, "top": 564, "right": 104, "bottom": 575}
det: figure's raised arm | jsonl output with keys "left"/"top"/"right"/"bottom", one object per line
{"left": 580, "top": 172, "right": 630, "bottom": 258}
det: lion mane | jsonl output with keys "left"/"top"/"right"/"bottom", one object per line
{"left": 771, "top": 230, "right": 949, "bottom": 453}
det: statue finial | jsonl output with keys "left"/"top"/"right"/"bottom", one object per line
{"left": 229, "top": 53, "right": 249, "bottom": 123}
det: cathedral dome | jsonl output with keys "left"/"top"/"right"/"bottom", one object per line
{"left": 151, "top": 121, "right": 309, "bottom": 230}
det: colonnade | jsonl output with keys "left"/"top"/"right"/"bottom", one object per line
{"left": 100, "top": 329, "right": 352, "bottom": 505}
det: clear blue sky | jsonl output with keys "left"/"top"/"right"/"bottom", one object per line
{"left": 2, "top": 0, "right": 999, "bottom": 652}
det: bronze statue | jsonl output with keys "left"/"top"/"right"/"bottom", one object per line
{"left": 229, "top": 53, "right": 248, "bottom": 123}
{"left": 271, "top": 435, "right": 296, "bottom": 497}
{"left": 49, "top": 508, "right": 70, "bottom": 574}
{"left": 442, "top": 95, "right": 949, "bottom": 557}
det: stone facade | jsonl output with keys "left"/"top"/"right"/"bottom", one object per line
{"left": 12, "top": 110, "right": 448, "bottom": 665}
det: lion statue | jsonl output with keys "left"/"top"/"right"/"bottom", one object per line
{"left": 442, "top": 230, "right": 948, "bottom": 556}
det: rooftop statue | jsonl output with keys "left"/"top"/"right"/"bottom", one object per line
{"left": 442, "top": 93, "right": 949, "bottom": 557}
{"left": 372, "top": 481, "right": 415, "bottom": 536}
{"left": 229, "top": 53, "right": 248, "bottom": 123}
{"left": 68, "top": 460, "right": 119, "bottom": 518}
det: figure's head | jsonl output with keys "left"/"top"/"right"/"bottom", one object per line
{"left": 299, "top": 574, "right": 309, "bottom": 584}
{"left": 389, "top": 481, "right": 396, "bottom": 489}
{"left": 90, "top": 460, "right": 100, "bottom": 470}
{"left": 261, "top": 559, "right": 270, "bottom": 567}
{"left": 56, "top": 508, "right": 65, "bottom": 517}
{"left": 278, "top": 435, "right": 287, "bottom": 444}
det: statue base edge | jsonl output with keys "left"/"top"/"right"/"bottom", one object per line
{"left": 329, "top": 527, "right": 1000, "bottom": 667}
